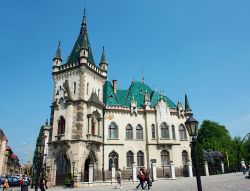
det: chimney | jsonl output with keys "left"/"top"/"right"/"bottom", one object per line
{"left": 113, "top": 80, "right": 117, "bottom": 94}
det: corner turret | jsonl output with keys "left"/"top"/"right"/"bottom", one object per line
{"left": 52, "top": 41, "right": 62, "bottom": 72}
{"left": 185, "top": 94, "right": 192, "bottom": 114}
{"left": 99, "top": 46, "right": 108, "bottom": 76}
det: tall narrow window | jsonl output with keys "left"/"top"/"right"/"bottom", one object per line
{"left": 136, "top": 125, "right": 143, "bottom": 140}
{"left": 126, "top": 151, "right": 134, "bottom": 167}
{"left": 137, "top": 151, "right": 144, "bottom": 166}
{"left": 179, "top": 124, "right": 187, "bottom": 140}
{"left": 98, "top": 89, "right": 100, "bottom": 97}
{"left": 109, "top": 151, "right": 118, "bottom": 170}
{"left": 87, "top": 83, "right": 89, "bottom": 95}
{"left": 91, "top": 118, "right": 96, "bottom": 135}
{"left": 58, "top": 116, "right": 65, "bottom": 135}
{"left": 161, "top": 122, "right": 169, "bottom": 139}
{"left": 182, "top": 150, "right": 188, "bottom": 166}
{"left": 126, "top": 124, "right": 133, "bottom": 140}
{"left": 161, "top": 150, "right": 170, "bottom": 166}
{"left": 109, "top": 122, "right": 118, "bottom": 139}
{"left": 73, "top": 82, "right": 76, "bottom": 94}
{"left": 151, "top": 124, "right": 156, "bottom": 139}
{"left": 172, "top": 125, "right": 176, "bottom": 140}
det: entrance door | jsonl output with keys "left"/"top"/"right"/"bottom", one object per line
{"left": 56, "top": 154, "right": 70, "bottom": 185}
{"left": 84, "top": 158, "right": 91, "bottom": 182}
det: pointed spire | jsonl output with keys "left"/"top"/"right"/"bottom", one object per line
{"left": 53, "top": 41, "right": 62, "bottom": 61}
{"left": 80, "top": 8, "right": 87, "bottom": 35}
{"left": 100, "top": 46, "right": 107, "bottom": 64}
{"left": 45, "top": 119, "right": 48, "bottom": 126}
{"left": 185, "top": 94, "right": 192, "bottom": 112}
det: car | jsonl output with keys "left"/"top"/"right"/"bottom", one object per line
{"left": 0, "top": 176, "right": 20, "bottom": 187}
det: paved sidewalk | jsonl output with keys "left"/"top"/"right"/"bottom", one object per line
{"left": 11, "top": 173, "right": 250, "bottom": 191}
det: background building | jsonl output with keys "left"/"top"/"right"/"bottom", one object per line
{"left": 46, "top": 11, "right": 193, "bottom": 186}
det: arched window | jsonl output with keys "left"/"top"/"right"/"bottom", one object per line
{"left": 172, "top": 125, "right": 176, "bottom": 140}
{"left": 137, "top": 151, "right": 144, "bottom": 166}
{"left": 161, "top": 122, "right": 169, "bottom": 139}
{"left": 182, "top": 150, "right": 188, "bottom": 166}
{"left": 126, "top": 124, "right": 133, "bottom": 140}
{"left": 126, "top": 151, "right": 134, "bottom": 167}
{"left": 161, "top": 150, "right": 170, "bottom": 166}
{"left": 109, "top": 151, "right": 118, "bottom": 170}
{"left": 109, "top": 122, "right": 118, "bottom": 139}
{"left": 179, "top": 124, "right": 187, "bottom": 140}
{"left": 136, "top": 125, "right": 143, "bottom": 140}
{"left": 151, "top": 124, "right": 156, "bottom": 139}
{"left": 58, "top": 116, "right": 65, "bottom": 135}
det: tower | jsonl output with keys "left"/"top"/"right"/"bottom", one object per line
{"left": 48, "top": 9, "right": 107, "bottom": 186}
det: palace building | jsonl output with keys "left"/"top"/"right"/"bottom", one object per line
{"left": 45, "top": 10, "right": 193, "bottom": 186}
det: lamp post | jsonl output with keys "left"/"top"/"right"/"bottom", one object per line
{"left": 35, "top": 140, "right": 45, "bottom": 191}
{"left": 185, "top": 114, "right": 202, "bottom": 191}
{"left": 72, "top": 161, "right": 75, "bottom": 188}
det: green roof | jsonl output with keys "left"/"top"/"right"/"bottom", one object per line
{"left": 67, "top": 32, "right": 95, "bottom": 65}
{"left": 103, "top": 81, "right": 177, "bottom": 109}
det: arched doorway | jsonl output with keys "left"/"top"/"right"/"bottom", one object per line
{"left": 84, "top": 158, "right": 91, "bottom": 182}
{"left": 56, "top": 153, "right": 70, "bottom": 185}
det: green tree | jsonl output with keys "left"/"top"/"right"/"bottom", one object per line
{"left": 32, "top": 125, "right": 44, "bottom": 174}
{"left": 242, "top": 135, "right": 250, "bottom": 165}
{"left": 197, "top": 120, "right": 235, "bottom": 170}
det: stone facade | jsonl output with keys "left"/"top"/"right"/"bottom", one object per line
{"left": 46, "top": 11, "right": 193, "bottom": 186}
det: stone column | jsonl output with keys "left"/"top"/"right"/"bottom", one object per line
{"left": 187, "top": 161, "right": 193, "bottom": 177}
{"left": 132, "top": 163, "right": 137, "bottom": 182}
{"left": 89, "top": 164, "right": 94, "bottom": 183}
{"left": 152, "top": 162, "right": 157, "bottom": 181}
{"left": 204, "top": 161, "right": 209, "bottom": 176}
{"left": 111, "top": 164, "right": 116, "bottom": 183}
{"left": 221, "top": 161, "right": 225, "bottom": 174}
{"left": 170, "top": 161, "right": 176, "bottom": 179}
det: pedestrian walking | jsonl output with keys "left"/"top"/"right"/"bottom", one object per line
{"left": 3, "top": 178, "right": 9, "bottom": 191}
{"left": 144, "top": 170, "right": 152, "bottom": 189}
{"left": 39, "top": 178, "right": 46, "bottom": 191}
{"left": 115, "top": 169, "right": 122, "bottom": 189}
{"left": 136, "top": 168, "right": 145, "bottom": 189}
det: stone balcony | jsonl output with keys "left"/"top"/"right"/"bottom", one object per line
{"left": 86, "top": 134, "right": 103, "bottom": 144}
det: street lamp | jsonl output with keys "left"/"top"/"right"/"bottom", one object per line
{"left": 72, "top": 161, "right": 75, "bottom": 188}
{"left": 35, "top": 140, "right": 45, "bottom": 191}
{"left": 185, "top": 114, "right": 202, "bottom": 191}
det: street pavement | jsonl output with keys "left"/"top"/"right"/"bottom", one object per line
{"left": 9, "top": 173, "right": 250, "bottom": 191}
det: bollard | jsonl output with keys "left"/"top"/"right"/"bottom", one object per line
{"left": 170, "top": 161, "right": 176, "bottom": 179}
{"left": 187, "top": 161, "right": 193, "bottom": 177}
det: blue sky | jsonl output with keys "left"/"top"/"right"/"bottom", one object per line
{"left": 1, "top": 0, "right": 250, "bottom": 164}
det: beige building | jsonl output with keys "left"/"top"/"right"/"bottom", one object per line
{"left": 46, "top": 11, "right": 193, "bottom": 186}
{"left": 0, "top": 129, "right": 8, "bottom": 175}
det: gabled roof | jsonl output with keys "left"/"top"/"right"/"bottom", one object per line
{"left": 88, "top": 92, "right": 103, "bottom": 106}
{"left": 103, "top": 80, "right": 177, "bottom": 109}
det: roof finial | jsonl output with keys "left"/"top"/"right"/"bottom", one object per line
{"left": 80, "top": 8, "right": 87, "bottom": 35}
{"left": 141, "top": 65, "right": 144, "bottom": 83}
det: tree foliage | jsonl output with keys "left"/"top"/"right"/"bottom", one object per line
{"left": 32, "top": 125, "right": 44, "bottom": 170}
{"left": 197, "top": 120, "right": 236, "bottom": 169}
